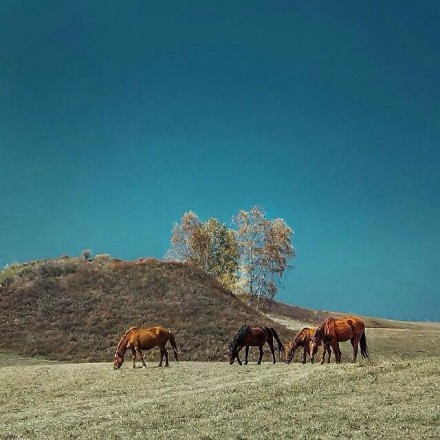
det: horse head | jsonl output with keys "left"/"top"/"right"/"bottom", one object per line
{"left": 113, "top": 352, "right": 124, "bottom": 369}
{"left": 285, "top": 341, "right": 297, "bottom": 364}
{"left": 228, "top": 342, "right": 238, "bottom": 365}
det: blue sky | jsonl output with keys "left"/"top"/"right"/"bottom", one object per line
{"left": 1, "top": 1, "right": 439, "bottom": 321}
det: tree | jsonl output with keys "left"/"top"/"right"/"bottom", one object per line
{"left": 233, "top": 206, "right": 294, "bottom": 309}
{"left": 166, "top": 207, "right": 295, "bottom": 304}
{"left": 81, "top": 249, "right": 92, "bottom": 261}
{"left": 166, "top": 212, "right": 239, "bottom": 291}
{"left": 165, "top": 211, "right": 201, "bottom": 262}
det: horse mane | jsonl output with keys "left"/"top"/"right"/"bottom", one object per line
{"left": 324, "top": 318, "right": 337, "bottom": 338}
{"left": 230, "top": 324, "right": 249, "bottom": 352}
{"left": 314, "top": 321, "right": 328, "bottom": 340}
{"left": 296, "top": 327, "right": 311, "bottom": 343}
{"left": 116, "top": 326, "right": 137, "bottom": 353}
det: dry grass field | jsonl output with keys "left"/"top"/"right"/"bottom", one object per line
{"left": 1, "top": 326, "right": 439, "bottom": 440}
{"left": 1, "top": 259, "right": 439, "bottom": 438}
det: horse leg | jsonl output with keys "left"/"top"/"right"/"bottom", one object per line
{"left": 257, "top": 345, "right": 264, "bottom": 364}
{"left": 244, "top": 346, "right": 249, "bottom": 365}
{"left": 164, "top": 347, "right": 169, "bottom": 367}
{"left": 136, "top": 348, "right": 146, "bottom": 368}
{"left": 131, "top": 347, "right": 137, "bottom": 368}
{"left": 302, "top": 347, "right": 307, "bottom": 364}
{"left": 351, "top": 336, "right": 359, "bottom": 362}
{"left": 331, "top": 342, "right": 341, "bottom": 363}
{"left": 320, "top": 343, "right": 328, "bottom": 364}
{"left": 236, "top": 350, "right": 243, "bottom": 366}
{"left": 268, "top": 341, "right": 276, "bottom": 364}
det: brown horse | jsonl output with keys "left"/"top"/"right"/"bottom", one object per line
{"left": 309, "top": 317, "right": 368, "bottom": 364}
{"left": 285, "top": 327, "right": 323, "bottom": 364}
{"left": 228, "top": 325, "right": 285, "bottom": 365}
{"left": 113, "top": 326, "right": 178, "bottom": 369}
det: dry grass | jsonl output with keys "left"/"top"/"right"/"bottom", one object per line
{"left": 1, "top": 328, "right": 439, "bottom": 439}
{"left": 0, "top": 356, "right": 438, "bottom": 439}
{"left": 1, "top": 258, "right": 435, "bottom": 363}
{"left": 0, "top": 259, "right": 293, "bottom": 362}
{"left": 1, "top": 258, "right": 439, "bottom": 438}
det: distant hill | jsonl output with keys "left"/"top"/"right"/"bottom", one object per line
{"left": 1, "top": 257, "right": 434, "bottom": 363}
{"left": 269, "top": 300, "right": 440, "bottom": 330}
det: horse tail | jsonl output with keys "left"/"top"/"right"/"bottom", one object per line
{"left": 360, "top": 330, "right": 369, "bottom": 358}
{"left": 169, "top": 332, "right": 179, "bottom": 362}
{"left": 270, "top": 328, "right": 285, "bottom": 355}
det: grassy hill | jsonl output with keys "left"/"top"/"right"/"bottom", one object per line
{"left": 0, "top": 258, "right": 296, "bottom": 362}
{"left": 1, "top": 257, "right": 437, "bottom": 364}
{"left": 2, "top": 258, "right": 439, "bottom": 439}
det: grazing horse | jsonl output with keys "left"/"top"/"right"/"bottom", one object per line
{"left": 228, "top": 325, "right": 285, "bottom": 365}
{"left": 309, "top": 317, "right": 368, "bottom": 364}
{"left": 285, "top": 327, "right": 323, "bottom": 364}
{"left": 113, "top": 326, "right": 178, "bottom": 369}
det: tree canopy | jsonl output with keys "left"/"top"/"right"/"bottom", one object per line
{"left": 166, "top": 212, "right": 238, "bottom": 291}
{"left": 166, "top": 207, "right": 295, "bottom": 307}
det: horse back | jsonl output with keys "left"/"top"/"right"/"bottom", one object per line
{"left": 333, "top": 317, "right": 365, "bottom": 341}
{"left": 128, "top": 326, "right": 170, "bottom": 349}
{"left": 249, "top": 326, "right": 269, "bottom": 346}
{"left": 296, "top": 327, "right": 316, "bottom": 346}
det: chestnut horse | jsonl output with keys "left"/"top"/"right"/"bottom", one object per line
{"left": 309, "top": 317, "right": 368, "bottom": 364}
{"left": 113, "top": 326, "right": 178, "bottom": 369}
{"left": 228, "top": 325, "right": 285, "bottom": 365}
{"left": 286, "top": 327, "right": 323, "bottom": 364}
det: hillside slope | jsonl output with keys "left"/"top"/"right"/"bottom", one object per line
{"left": 0, "top": 258, "right": 294, "bottom": 362}
{"left": 270, "top": 300, "right": 440, "bottom": 330}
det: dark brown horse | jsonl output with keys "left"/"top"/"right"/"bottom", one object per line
{"left": 228, "top": 325, "right": 285, "bottom": 365}
{"left": 113, "top": 326, "right": 178, "bottom": 369}
{"left": 309, "top": 317, "right": 368, "bottom": 364}
{"left": 285, "top": 327, "right": 323, "bottom": 364}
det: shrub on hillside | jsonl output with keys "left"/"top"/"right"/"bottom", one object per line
{"left": 39, "top": 262, "right": 64, "bottom": 278}
{"left": 0, "top": 263, "right": 23, "bottom": 286}
{"left": 95, "top": 254, "right": 111, "bottom": 263}
{"left": 81, "top": 249, "right": 92, "bottom": 261}
{"left": 61, "top": 260, "right": 78, "bottom": 275}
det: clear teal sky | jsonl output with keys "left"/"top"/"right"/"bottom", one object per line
{"left": 1, "top": 1, "right": 439, "bottom": 321}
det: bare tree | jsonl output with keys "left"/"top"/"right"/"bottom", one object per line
{"left": 233, "top": 206, "right": 294, "bottom": 309}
